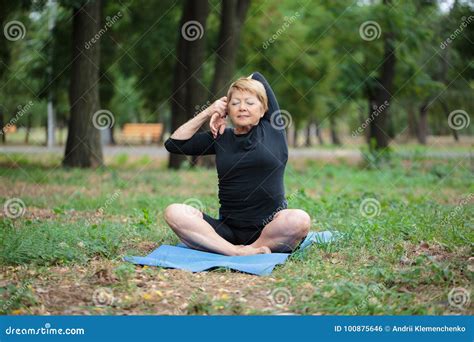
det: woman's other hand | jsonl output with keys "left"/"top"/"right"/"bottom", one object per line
{"left": 207, "top": 96, "right": 227, "bottom": 118}
{"left": 210, "top": 112, "right": 227, "bottom": 138}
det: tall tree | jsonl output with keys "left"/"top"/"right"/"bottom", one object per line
{"left": 210, "top": 0, "right": 251, "bottom": 97}
{"left": 0, "top": 0, "right": 24, "bottom": 144}
{"left": 194, "top": 0, "right": 251, "bottom": 168}
{"left": 367, "top": 0, "right": 396, "bottom": 150}
{"left": 169, "top": 0, "right": 210, "bottom": 169}
{"left": 63, "top": 0, "right": 103, "bottom": 168}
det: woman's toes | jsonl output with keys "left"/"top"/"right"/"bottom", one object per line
{"left": 235, "top": 245, "right": 271, "bottom": 255}
{"left": 233, "top": 245, "right": 248, "bottom": 256}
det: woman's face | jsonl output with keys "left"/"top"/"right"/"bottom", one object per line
{"left": 227, "top": 90, "right": 265, "bottom": 128}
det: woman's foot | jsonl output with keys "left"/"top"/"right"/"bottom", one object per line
{"left": 234, "top": 245, "right": 271, "bottom": 256}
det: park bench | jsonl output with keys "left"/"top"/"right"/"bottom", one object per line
{"left": 122, "top": 123, "right": 163, "bottom": 144}
{"left": 3, "top": 124, "right": 17, "bottom": 133}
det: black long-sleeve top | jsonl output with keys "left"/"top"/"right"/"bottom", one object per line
{"left": 164, "top": 72, "right": 288, "bottom": 229}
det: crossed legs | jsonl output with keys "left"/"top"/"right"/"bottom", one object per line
{"left": 164, "top": 203, "right": 311, "bottom": 256}
{"left": 249, "top": 209, "right": 311, "bottom": 252}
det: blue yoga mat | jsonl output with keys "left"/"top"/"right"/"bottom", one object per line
{"left": 124, "top": 231, "right": 340, "bottom": 276}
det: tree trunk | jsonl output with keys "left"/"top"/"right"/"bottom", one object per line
{"left": 315, "top": 119, "right": 324, "bottom": 145}
{"left": 169, "top": 0, "right": 210, "bottom": 169}
{"left": 0, "top": 0, "right": 13, "bottom": 145}
{"left": 210, "top": 0, "right": 250, "bottom": 97}
{"left": 194, "top": 0, "right": 250, "bottom": 168}
{"left": 63, "top": 0, "right": 103, "bottom": 168}
{"left": 407, "top": 105, "right": 418, "bottom": 140}
{"left": 416, "top": 102, "right": 428, "bottom": 144}
{"left": 25, "top": 114, "right": 32, "bottom": 144}
{"left": 305, "top": 121, "right": 312, "bottom": 147}
{"left": 450, "top": 119, "right": 459, "bottom": 141}
{"left": 368, "top": 0, "right": 396, "bottom": 150}
{"left": 438, "top": 99, "right": 459, "bottom": 142}
{"left": 0, "top": 107, "right": 5, "bottom": 144}
{"left": 169, "top": 21, "right": 187, "bottom": 169}
{"left": 329, "top": 116, "right": 341, "bottom": 145}
{"left": 0, "top": 0, "right": 16, "bottom": 79}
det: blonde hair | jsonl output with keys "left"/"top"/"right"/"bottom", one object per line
{"left": 226, "top": 77, "right": 268, "bottom": 113}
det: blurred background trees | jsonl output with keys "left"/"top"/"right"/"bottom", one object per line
{"left": 0, "top": 0, "right": 472, "bottom": 168}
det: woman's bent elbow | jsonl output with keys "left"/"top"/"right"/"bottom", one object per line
{"left": 164, "top": 139, "right": 180, "bottom": 154}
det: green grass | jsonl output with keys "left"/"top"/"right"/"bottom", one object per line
{"left": 0, "top": 152, "right": 472, "bottom": 315}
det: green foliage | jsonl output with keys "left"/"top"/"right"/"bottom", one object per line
{"left": 1, "top": 0, "right": 472, "bottom": 140}
{"left": 0, "top": 215, "right": 164, "bottom": 266}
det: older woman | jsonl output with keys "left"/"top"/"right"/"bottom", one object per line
{"left": 164, "top": 72, "right": 311, "bottom": 256}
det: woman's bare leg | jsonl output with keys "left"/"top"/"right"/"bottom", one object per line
{"left": 164, "top": 203, "right": 270, "bottom": 256}
{"left": 250, "top": 209, "right": 311, "bottom": 252}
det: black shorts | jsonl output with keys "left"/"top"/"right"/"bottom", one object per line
{"left": 202, "top": 213, "right": 266, "bottom": 246}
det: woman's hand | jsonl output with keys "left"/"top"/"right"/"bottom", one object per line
{"left": 207, "top": 96, "right": 227, "bottom": 138}
{"left": 170, "top": 97, "right": 226, "bottom": 140}
{"left": 210, "top": 112, "right": 227, "bottom": 138}
{"left": 207, "top": 96, "right": 227, "bottom": 118}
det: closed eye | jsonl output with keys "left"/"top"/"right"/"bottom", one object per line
{"left": 231, "top": 101, "right": 255, "bottom": 105}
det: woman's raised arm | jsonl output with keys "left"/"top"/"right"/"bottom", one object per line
{"left": 170, "top": 97, "right": 227, "bottom": 140}
{"left": 164, "top": 96, "right": 227, "bottom": 156}
{"left": 250, "top": 72, "right": 280, "bottom": 122}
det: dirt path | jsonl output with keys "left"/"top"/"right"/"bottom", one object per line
{"left": 0, "top": 145, "right": 471, "bottom": 160}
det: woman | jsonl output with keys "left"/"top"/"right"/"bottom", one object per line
{"left": 164, "top": 72, "right": 311, "bottom": 256}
